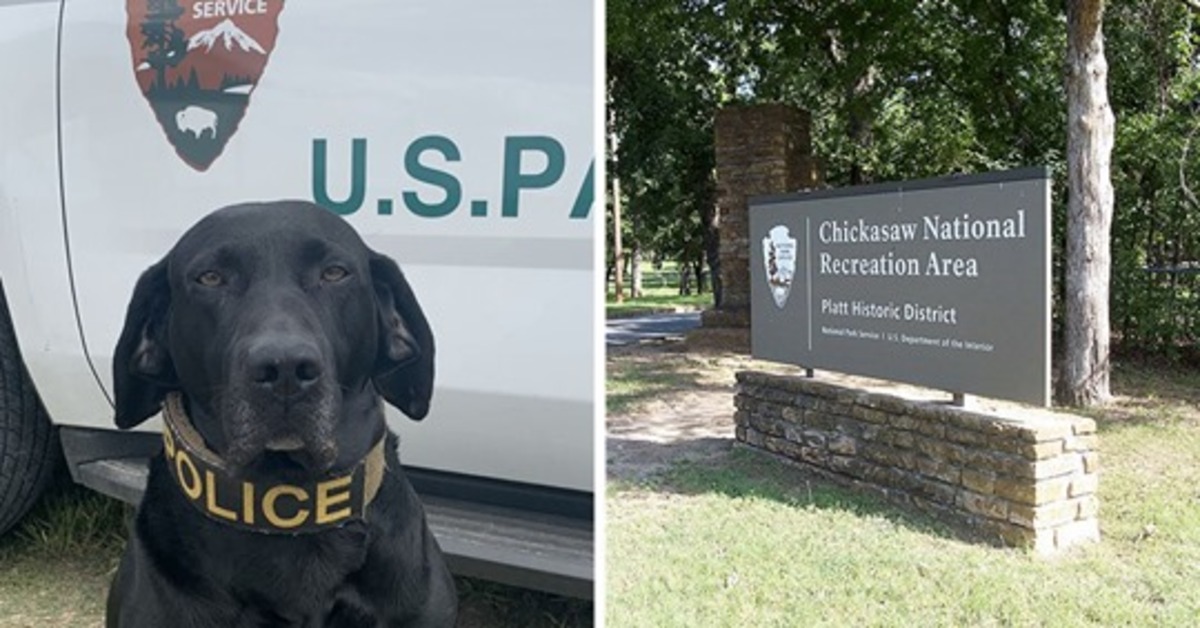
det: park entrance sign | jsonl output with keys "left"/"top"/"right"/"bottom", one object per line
{"left": 750, "top": 167, "right": 1051, "bottom": 406}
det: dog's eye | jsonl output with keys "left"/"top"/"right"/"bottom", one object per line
{"left": 321, "top": 265, "right": 349, "bottom": 283}
{"left": 196, "top": 271, "right": 223, "bottom": 287}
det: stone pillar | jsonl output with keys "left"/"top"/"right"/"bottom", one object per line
{"left": 689, "top": 103, "right": 821, "bottom": 350}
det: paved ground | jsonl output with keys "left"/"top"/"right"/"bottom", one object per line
{"left": 605, "top": 312, "right": 701, "bottom": 346}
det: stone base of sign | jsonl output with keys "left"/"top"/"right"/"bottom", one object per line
{"left": 734, "top": 371, "right": 1100, "bottom": 553}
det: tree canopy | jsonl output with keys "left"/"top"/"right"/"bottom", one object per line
{"left": 608, "top": 0, "right": 1200, "bottom": 360}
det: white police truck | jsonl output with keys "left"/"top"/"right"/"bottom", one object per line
{"left": 0, "top": 0, "right": 595, "bottom": 597}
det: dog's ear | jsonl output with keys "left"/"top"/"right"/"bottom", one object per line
{"left": 369, "top": 251, "right": 435, "bottom": 420}
{"left": 112, "top": 259, "right": 177, "bottom": 428}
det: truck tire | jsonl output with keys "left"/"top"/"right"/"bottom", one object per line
{"left": 0, "top": 289, "right": 62, "bottom": 536}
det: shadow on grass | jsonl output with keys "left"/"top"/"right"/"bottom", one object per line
{"left": 455, "top": 577, "right": 593, "bottom": 628}
{"left": 607, "top": 362, "right": 695, "bottom": 416}
{"left": 613, "top": 441, "right": 983, "bottom": 547}
{"left": 1074, "top": 359, "right": 1200, "bottom": 434}
{"left": 606, "top": 344, "right": 730, "bottom": 416}
{"left": 607, "top": 435, "right": 733, "bottom": 484}
{"left": 607, "top": 376, "right": 738, "bottom": 420}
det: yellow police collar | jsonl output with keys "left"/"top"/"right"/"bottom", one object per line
{"left": 161, "top": 392, "right": 386, "bottom": 534}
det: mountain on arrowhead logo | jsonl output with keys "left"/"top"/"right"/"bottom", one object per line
{"left": 126, "top": 0, "right": 285, "bottom": 171}
{"left": 189, "top": 18, "right": 268, "bottom": 54}
{"left": 762, "top": 225, "right": 797, "bottom": 309}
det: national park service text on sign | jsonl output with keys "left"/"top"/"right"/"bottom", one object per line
{"left": 750, "top": 168, "right": 1051, "bottom": 406}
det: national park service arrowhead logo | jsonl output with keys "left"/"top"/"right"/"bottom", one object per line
{"left": 762, "top": 225, "right": 797, "bottom": 308}
{"left": 126, "top": 0, "right": 285, "bottom": 171}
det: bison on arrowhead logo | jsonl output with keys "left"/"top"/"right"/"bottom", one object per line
{"left": 762, "top": 225, "right": 797, "bottom": 309}
{"left": 126, "top": 0, "right": 284, "bottom": 171}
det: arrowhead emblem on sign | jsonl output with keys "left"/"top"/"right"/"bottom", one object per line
{"left": 762, "top": 225, "right": 797, "bottom": 308}
{"left": 126, "top": 0, "right": 285, "bottom": 171}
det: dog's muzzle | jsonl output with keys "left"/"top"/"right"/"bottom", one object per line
{"left": 161, "top": 392, "right": 386, "bottom": 534}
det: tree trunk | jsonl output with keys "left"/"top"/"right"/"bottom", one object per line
{"left": 631, "top": 243, "right": 643, "bottom": 298}
{"left": 609, "top": 130, "right": 625, "bottom": 304}
{"left": 678, "top": 261, "right": 692, "bottom": 296}
{"left": 701, "top": 185, "right": 721, "bottom": 307}
{"left": 1058, "top": 0, "right": 1114, "bottom": 406}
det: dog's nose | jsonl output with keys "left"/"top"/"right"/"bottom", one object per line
{"left": 246, "top": 338, "right": 323, "bottom": 399}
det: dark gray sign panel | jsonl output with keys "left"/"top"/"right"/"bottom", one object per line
{"left": 750, "top": 168, "right": 1051, "bottom": 406}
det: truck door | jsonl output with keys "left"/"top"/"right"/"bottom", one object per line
{"left": 57, "top": 0, "right": 595, "bottom": 492}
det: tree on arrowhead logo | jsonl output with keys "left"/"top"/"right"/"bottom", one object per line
{"left": 762, "top": 225, "right": 797, "bottom": 309}
{"left": 126, "top": 0, "right": 284, "bottom": 171}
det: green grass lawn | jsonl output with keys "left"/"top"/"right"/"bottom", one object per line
{"left": 607, "top": 354, "right": 1200, "bottom": 626}
{"left": 0, "top": 482, "right": 126, "bottom": 626}
{"left": 605, "top": 262, "right": 715, "bottom": 317}
{"left": 606, "top": 287, "right": 712, "bottom": 319}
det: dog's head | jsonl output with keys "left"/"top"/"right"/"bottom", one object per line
{"left": 112, "top": 201, "right": 433, "bottom": 474}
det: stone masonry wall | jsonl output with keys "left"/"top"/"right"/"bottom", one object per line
{"left": 693, "top": 104, "right": 821, "bottom": 350}
{"left": 735, "top": 371, "right": 1100, "bottom": 553}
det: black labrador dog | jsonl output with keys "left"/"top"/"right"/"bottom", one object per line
{"left": 106, "top": 201, "right": 456, "bottom": 627}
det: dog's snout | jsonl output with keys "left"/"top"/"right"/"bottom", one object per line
{"left": 246, "top": 338, "right": 323, "bottom": 398}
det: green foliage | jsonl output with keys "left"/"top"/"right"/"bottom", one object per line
{"left": 607, "top": 0, "right": 721, "bottom": 277}
{"left": 608, "top": 0, "right": 1200, "bottom": 359}
{"left": 1107, "top": 0, "right": 1200, "bottom": 357}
